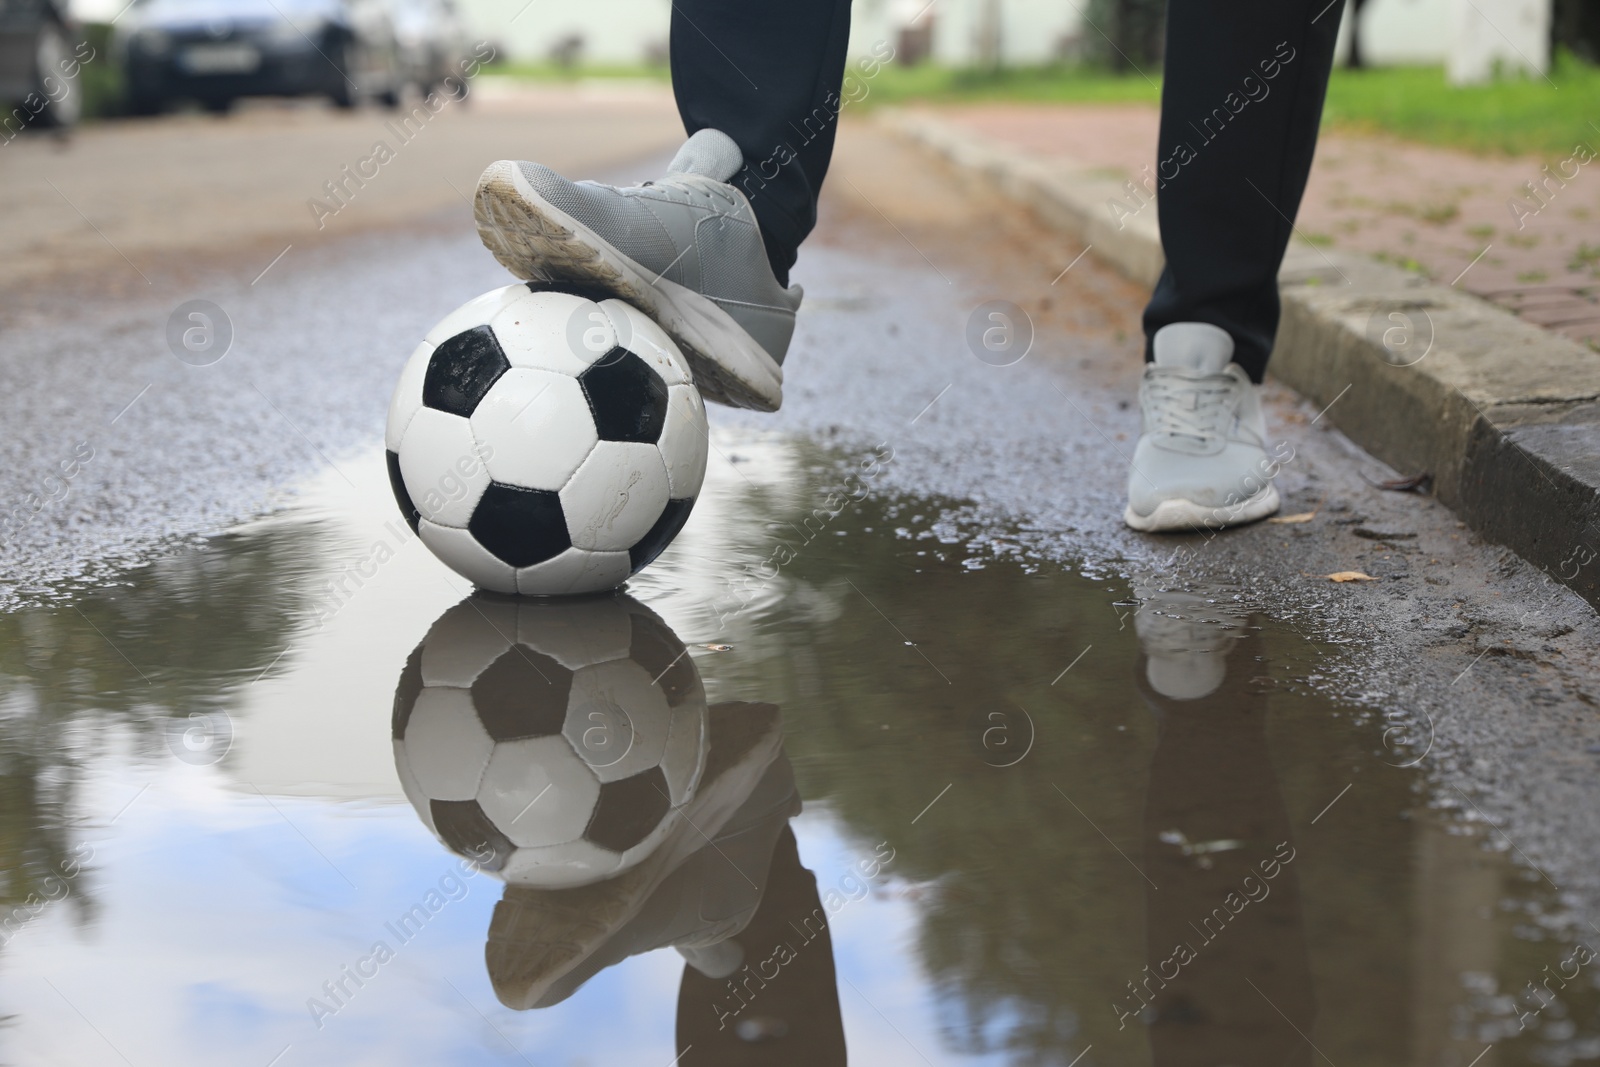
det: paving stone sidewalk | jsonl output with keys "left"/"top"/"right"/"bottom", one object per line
{"left": 925, "top": 102, "right": 1600, "bottom": 348}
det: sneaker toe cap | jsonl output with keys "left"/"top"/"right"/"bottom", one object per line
{"left": 1127, "top": 440, "right": 1275, "bottom": 514}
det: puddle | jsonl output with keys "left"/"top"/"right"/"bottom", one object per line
{"left": 1, "top": 427, "right": 1597, "bottom": 1067}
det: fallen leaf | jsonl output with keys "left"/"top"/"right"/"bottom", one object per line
{"left": 1367, "top": 473, "right": 1432, "bottom": 493}
{"left": 1326, "top": 571, "right": 1378, "bottom": 582}
{"left": 1267, "top": 493, "right": 1327, "bottom": 525}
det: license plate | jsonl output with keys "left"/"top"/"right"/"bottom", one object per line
{"left": 179, "top": 44, "right": 261, "bottom": 74}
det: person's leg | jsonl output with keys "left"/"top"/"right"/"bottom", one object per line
{"left": 470, "top": 3, "right": 851, "bottom": 413}
{"left": 674, "top": 825, "right": 847, "bottom": 1065}
{"left": 1142, "top": 0, "right": 1344, "bottom": 382}
{"left": 670, "top": 0, "right": 853, "bottom": 287}
{"left": 1124, "top": 0, "right": 1341, "bottom": 533}
{"left": 1134, "top": 615, "right": 1315, "bottom": 1063}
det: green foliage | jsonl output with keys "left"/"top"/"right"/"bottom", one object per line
{"left": 0, "top": 524, "right": 319, "bottom": 928}
{"left": 854, "top": 52, "right": 1600, "bottom": 158}
{"left": 1081, "top": 0, "right": 1165, "bottom": 72}
{"left": 77, "top": 23, "right": 124, "bottom": 120}
{"left": 858, "top": 62, "right": 1163, "bottom": 107}
{"left": 480, "top": 59, "right": 669, "bottom": 83}
{"left": 1320, "top": 52, "right": 1600, "bottom": 157}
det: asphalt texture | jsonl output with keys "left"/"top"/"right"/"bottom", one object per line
{"left": 4, "top": 99, "right": 1600, "bottom": 934}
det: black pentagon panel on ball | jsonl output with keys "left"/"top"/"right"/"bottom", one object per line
{"left": 585, "top": 766, "right": 671, "bottom": 853}
{"left": 423, "top": 325, "right": 511, "bottom": 417}
{"left": 469, "top": 483, "right": 572, "bottom": 567}
{"left": 628, "top": 611, "right": 696, "bottom": 707}
{"left": 386, "top": 450, "right": 421, "bottom": 534}
{"left": 579, "top": 348, "right": 667, "bottom": 444}
{"left": 628, "top": 497, "right": 695, "bottom": 573}
{"left": 391, "top": 644, "right": 425, "bottom": 740}
{"left": 430, "top": 799, "right": 515, "bottom": 872}
{"left": 471, "top": 648, "right": 574, "bottom": 740}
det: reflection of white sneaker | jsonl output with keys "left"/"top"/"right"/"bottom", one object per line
{"left": 1134, "top": 589, "right": 1247, "bottom": 700}
{"left": 1124, "top": 323, "right": 1281, "bottom": 532}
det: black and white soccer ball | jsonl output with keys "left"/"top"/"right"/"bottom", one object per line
{"left": 392, "top": 593, "right": 708, "bottom": 888}
{"left": 386, "top": 284, "right": 709, "bottom": 596}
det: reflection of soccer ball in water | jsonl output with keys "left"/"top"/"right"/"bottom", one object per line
{"left": 392, "top": 593, "right": 708, "bottom": 887}
{"left": 385, "top": 284, "right": 709, "bottom": 596}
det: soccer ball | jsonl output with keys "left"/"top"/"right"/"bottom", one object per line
{"left": 385, "top": 284, "right": 709, "bottom": 596}
{"left": 392, "top": 592, "right": 708, "bottom": 888}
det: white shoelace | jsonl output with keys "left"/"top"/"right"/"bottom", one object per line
{"left": 1142, "top": 370, "right": 1239, "bottom": 441}
{"left": 638, "top": 176, "right": 741, "bottom": 213}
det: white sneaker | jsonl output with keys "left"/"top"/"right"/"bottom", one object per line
{"left": 1123, "top": 323, "right": 1282, "bottom": 532}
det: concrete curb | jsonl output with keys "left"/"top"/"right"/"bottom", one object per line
{"left": 881, "top": 108, "right": 1600, "bottom": 609}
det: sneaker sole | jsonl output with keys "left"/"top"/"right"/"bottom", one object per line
{"left": 1123, "top": 483, "right": 1281, "bottom": 533}
{"left": 473, "top": 160, "right": 784, "bottom": 412}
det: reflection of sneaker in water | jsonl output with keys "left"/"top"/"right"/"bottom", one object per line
{"left": 473, "top": 129, "right": 801, "bottom": 412}
{"left": 1133, "top": 589, "right": 1247, "bottom": 700}
{"left": 1124, "top": 323, "right": 1281, "bottom": 532}
{"left": 485, "top": 702, "right": 797, "bottom": 1009}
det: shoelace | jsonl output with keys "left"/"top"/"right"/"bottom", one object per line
{"left": 637, "top": 176, "right": 742, "bottom": 213}
{"left": 1142, "top": 370, "right": 1239, "bottom": 441}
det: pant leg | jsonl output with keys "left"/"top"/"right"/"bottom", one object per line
{"left": 675, "top": 825, "right": 847, "bottom": 1066}
{"left": 669, "top": 0, "right": 852, "bottom": 285}
{"left": 1142, "top": 0, "right": 1343, "bottom": 382}
{"left": 1138, "top": 625, "right": 1315, "bottom": 1064}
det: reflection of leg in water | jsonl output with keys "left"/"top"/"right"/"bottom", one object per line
{"left": 676, "top": 825, "right": 847, "bottom": 1067}
{"left": 1135, "top": 605, "right": 1315, "bottom": 1066}
{"left": 481, "top": 704, "right": 797, "bottom": 1011}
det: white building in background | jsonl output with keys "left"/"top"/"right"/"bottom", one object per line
{"left": 63, "top": 0, "right": 1545, "bottom": 80}
{"left": 453, "top": 0, "right": 1548, "bottom": 78}
{"left": 1339, "top": 0, "right": 1454, "bottom": 65}
{"left": 453, "top": 0, "right": 1090, "bottom": 67}
{"left": 1339, "top": 0, "right": 1551, "bottom": 78}
{"left": 1445, "top": 0, "right": 1551, "bottom": 83}
{"left": 455, "top": 0, "right": 672, "bottom": 66}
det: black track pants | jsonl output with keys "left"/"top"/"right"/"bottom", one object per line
{"left": 669, "top": 0, "right": 1340, "bottom": 374}
{"left": 669, "top": 0, "right": 854, "bottom": 286}
{"left": 1141, "top": 0, "right": 1344, "bottom": 381}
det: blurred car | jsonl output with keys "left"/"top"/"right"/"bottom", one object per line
{"left": 115, "top": 0, "right": 404, "bottom": 114}
{"left": 0, "top": 0, "right": 81, "bottom": 128}
{"left": 388, "top": 0, "right": 466, "bottom": 99}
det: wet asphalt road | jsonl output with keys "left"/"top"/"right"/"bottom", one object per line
{"left": 4, "top": 101, "right": 1600, "bottom": 1059}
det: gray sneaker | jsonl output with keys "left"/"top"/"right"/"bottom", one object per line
{"left": 473, "top": 129, "right": 800, "bottom": 412}
{"left": 1124, "top": 323, "right": 1281, "bottom": 532}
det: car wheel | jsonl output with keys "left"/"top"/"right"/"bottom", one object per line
{"left": 202, "top": 97, "right": 234, "bottom": 115}
{"left": 126, "top": 90, "right": 164, "bottom": 116}
{"left": 329, "top": 41, "right": 357, "bottom": 108}
{"left": 32, "top": 24, "right": 81, "bottom": 128}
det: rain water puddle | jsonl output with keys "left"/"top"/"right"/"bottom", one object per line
{"left": 1, "top": 427, "right": 1597, "bottom": 1067}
